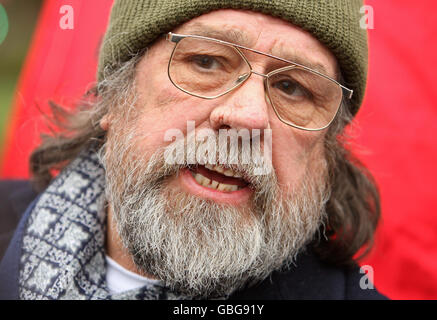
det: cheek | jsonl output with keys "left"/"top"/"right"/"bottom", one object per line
{"left": 270, "top": 126, "right": 325, "bottom": 189}
{"left": 133, "top": 80, "right": 215, "bottom": 156}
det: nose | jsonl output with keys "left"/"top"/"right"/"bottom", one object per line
{"left": 209, "top": 75, "right": 270, "bottom": 131}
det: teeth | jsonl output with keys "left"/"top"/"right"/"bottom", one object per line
{"left": 216, "top": 183, "right": 238, "bottom": 192}
{"left": 205, "top": 164, "right": 243, "bottom": 179}
{"left": 223, "top": 169, "right": 234, "bottom": 177}
{"left": 193, "top": 172, "right": 241, "bottom": 192}
{"left": 217, "top": 183, "right": 228, "bottom": 191}
{"left": 194, "top": 173, "right": 210, "bottom": 187}
{"left": 210, "top": 180, "right": 219, "bottom": 189}
{"left": 213, "top": 165, "right": 224, "bottom": 174}
{"left": 229, "top": 185, "right": 239, "bottom": 191}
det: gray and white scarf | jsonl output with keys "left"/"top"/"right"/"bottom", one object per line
{"left": 18, "top": 147, "right": 187, "bottom": 300}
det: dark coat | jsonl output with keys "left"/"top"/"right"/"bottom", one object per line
{"left": 0, "top": 180, "right": 388, "bottom": 300}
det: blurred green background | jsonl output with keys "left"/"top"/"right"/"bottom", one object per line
{"left": 0, "top": 0, "right": 42, "bottom": 158}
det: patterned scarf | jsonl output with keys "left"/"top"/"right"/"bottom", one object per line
{"left": 18, "top": 147, "right": 188, "bottom": 300}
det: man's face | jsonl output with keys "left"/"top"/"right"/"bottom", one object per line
{"left": 102, "top": 9, "right": 338, "bottom": 297}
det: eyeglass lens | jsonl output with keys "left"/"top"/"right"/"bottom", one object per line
{"left": 169, "top": 37, "right": 343, "bottom": 130}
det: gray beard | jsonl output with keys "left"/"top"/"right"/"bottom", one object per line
{"left": 99, "top": 126, "right": 329, "bottom": 298}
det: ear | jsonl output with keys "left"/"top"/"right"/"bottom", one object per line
{"left": 100, "top": 114, "right": 112, "bottom": 131}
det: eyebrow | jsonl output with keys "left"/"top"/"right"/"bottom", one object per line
{"left": 180, "top": 23, "right": 256, "bottom": 47}
{"left": 179, "top": 23, "right": 334, "bottom": 78}
{"left": 270, "top": 46, "right": 333, "bottom": 77}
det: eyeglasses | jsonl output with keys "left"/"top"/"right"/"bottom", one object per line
{"left": 166, "top": 32, "right": 353, "bottom": 131}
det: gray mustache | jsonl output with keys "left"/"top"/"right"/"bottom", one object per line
{"left": 163, "top": 125, "right": 273, "bottom": 176}
{"left": 162, "top": 128, "right": 274, "bottom": 188}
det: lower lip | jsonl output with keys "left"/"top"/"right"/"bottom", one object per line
{"left": 178, "top": 168, "right": 253, "bottom": 205}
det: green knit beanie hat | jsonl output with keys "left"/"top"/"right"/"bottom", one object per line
{"left": 98, "top": 0, "right": 368, "bottom": 115}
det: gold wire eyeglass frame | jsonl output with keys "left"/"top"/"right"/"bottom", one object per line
{"left": 166, "top": 32, "right": 353, "bottom": 131}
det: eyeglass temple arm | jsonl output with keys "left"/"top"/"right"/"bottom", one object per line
{"left": 166, "top": 32, "right": 184, "bottom": 44}
{"left": 341, "top": 85, "right": 353, "bottom": 99}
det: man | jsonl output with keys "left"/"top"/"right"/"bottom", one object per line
{"left": 0, "top": 0, "right": 386, "bottom": 299}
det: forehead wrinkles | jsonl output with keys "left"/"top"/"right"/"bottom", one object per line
{"left": 268, "top": 36, "right": 337, "bottom": 77}
{"left": 177, "top": 21, "right": 259, "bottom": 48}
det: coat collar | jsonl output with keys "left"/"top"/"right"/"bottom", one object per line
{"left": 9, "top": 181, "right": 39, "bottom": 222}
{"left": 0, "top": 194, "right": 39, "bottom": 299}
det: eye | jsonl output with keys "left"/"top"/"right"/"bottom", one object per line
{"left": 189, "top": 55, "right": 221, "bottom": 70}
{"left": 272, "top": 80, "right": 308, "bottom": 98}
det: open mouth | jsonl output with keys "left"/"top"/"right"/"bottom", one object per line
{"left": 188, "top": 164, "right": 249, "bottom": 192}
